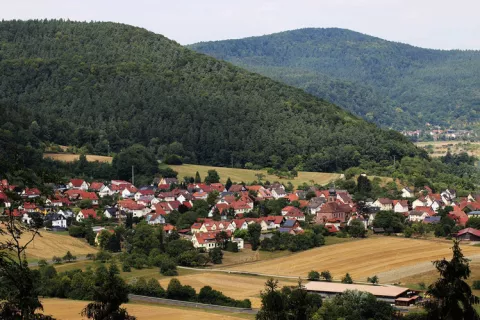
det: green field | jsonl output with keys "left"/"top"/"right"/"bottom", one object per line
{"left": 169, "top": 164, "right": 341, "bottom": 186}
{"left": 415, "top": 141, "right": 480, "bottom": 157}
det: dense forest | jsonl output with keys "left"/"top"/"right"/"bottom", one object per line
{"left": 0, "top": 20, "right": 424, "bottom": 181}
{"left": 190, "top": 28, "right": 480, "bottom": 129}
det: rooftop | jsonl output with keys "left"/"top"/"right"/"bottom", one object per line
{"left": 304, "top": 281, "right": 409, "bottom": 298}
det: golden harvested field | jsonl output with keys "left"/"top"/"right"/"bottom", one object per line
{"left": 223, "top": 237, "right": 480, "bottom": 282}
{"left": 41, "top": 298, "right": 252, "bottom": 320}
{"left": 43, "top": 153, "right": 113, "bottom": 163}
{"left": 159, "top": 272, "right": 297, "bottom": 308}
{"left": 169, "top": 164, "right": 341, "bottom": 186}
{"left": 0, "top": 230, "right": 97, "bottom": 260}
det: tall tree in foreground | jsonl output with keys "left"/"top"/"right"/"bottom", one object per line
{"left": 81, "top": 264, "right": 136, "bottom": 320}
{"left": 0, "top": 191, "right": 54, "bottom": 319}
{"left": 424, "top": 240, "right": 480, "bottom": 320}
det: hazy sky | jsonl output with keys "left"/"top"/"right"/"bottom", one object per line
{"left": 2, "top": 0, "right": 479, "bottom": 49}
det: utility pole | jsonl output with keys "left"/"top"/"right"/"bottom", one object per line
{"left": 132, "top": 165, "right": 134, "bottom": 185}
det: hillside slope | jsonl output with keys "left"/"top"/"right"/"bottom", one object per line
{"left": 190, "top": 28, "right": 480, "bottom": 129}
{"left": 0, "top": 20, "right": 423, "bottom": 174}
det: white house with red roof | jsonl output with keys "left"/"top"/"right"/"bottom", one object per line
{"left": 191, "top": 230, "right": 233, "bottom": 251}
{"left": 68, "top": 179, "right": 89, "bottom": 190}
{"left": 145, "top": 212, "right": 166, "bottom": 225}
{"left": 89, "top": 182, "right": 105, "bottom": 192}
{"left": 76, "top": 209, "right": 97, "bottom": 222}
{"left": 373, "top": 198, "right": 393, "bottom": 211}
{"left": 21, "top": 188, "right": 41, "bottom": 199}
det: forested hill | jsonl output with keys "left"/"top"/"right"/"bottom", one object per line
{"left": 189, "top": 28, "right": 480, "bottom": 129}
{"left": 0, "top": 20, "right": 423, "bottom": 177}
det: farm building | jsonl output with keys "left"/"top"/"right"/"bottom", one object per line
{"left": 454, "top": 228, "right": 480, "bottom": 241}
{"left": 304, "top": 281, "right": 420, "bottom": 305}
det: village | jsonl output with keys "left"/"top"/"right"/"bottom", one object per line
{"left": 1, "top": 170, "right": 479, "bottom": 254}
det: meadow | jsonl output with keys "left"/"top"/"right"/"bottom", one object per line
{"left": 0, "top": 230, "right": 97, "bottom": 261}
{"left": 415, "top": 141, "right": 480, "bottom": 158}
{"left": 41, "top": 298, "right": 254, "bottom": 320}
{"left": 169, "top": 164, "right": 341, "bottom": 186}
{"left": 43, "top": 153, "right": 113, "bottom": 163}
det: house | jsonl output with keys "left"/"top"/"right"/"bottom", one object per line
{"left": 163, "top": 223, "right": 176, "bottom": 234}
{"left": 22, "top": 188, "right": 41, "bottom": 199}
{"left": 159, "top": 177, "right": 178, "bottom": 186}
{"left": 45, "top": 213, "right": 67, "bottom": 228}
{"left": 78, "top": 191, "right": 99, "bottom": 206}
{"left": 455, "top": 228, "right": 480, "bottom": 241}
{"left": 408, "top": 210, "right": 429, "bottom": 222}
{"left": 231, "top": 201, "right": 251, "bottom": 215}
{"left": 98, "top": 185, "right": 114, "bottom": 198}
{"left": 281, "top": 219, "right": 303, "bottom": 232}
{"left": 393, "top": 200, "right": 409, "bottom": 214}
{"left": 68, "top": 179, "right": 89, "bottom": 190}
{"left": 135, "top": 189, "right": 155, "bottom": 201}
{"left": 412, "top": 196, "right": 432, "bottom": 209}
{"left": 193, "top": 191, "right": 208, "bottom": 200}
{"left": 448, "top": 206, "right": 468, "bottom": 226}
{"left": 401, "top": 187, "right": 414, "bottom": 198}
{"left": 272, "top": 188, "right": 286, "bottom": 199}
{"left": 103, "top": 207, "right": 117, "bottom": 219}
{"left": 89, "top": 182, "right": 105, "bottom": 192}
{"left": 373, "top": 198, "right": 393, "bottom": 211}
{"left": 210, "top": 183, "right": 226, "bottom": 193}
{"left": 307, "top": 198, "right": 325, "bottom": 215}
{"left": 228, "top": 184, "right": 246, "bottom": 193}
{"left": 281, "top": 206, "right": 306, "bottom": 221}
{"left": 76, "top": 209, "right": 97, "bottom": 222}
{"left": 414, "top": 206, "right": 435, "bottom": 217}
{"left": 232, "top": 218, "right": 248, "bottom": 230}
{"left": 145, "top": 213, "right": 166, "bottom": 225}
{"left": 232, "top": 238, "right": 244, "bottom": 250}
{"left": 191, "top": 230, "right": 232, "bottom": 251}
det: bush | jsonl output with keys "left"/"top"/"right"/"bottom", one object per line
{"left": 86, "top": 253, "right": 95, "bottom": 260}
{"left": 473, "top": 280, "right": 480, "bottom": 290}
{"left": 122, "top": 263, "right": 131, "bottom": 272}
{"left": 159, "top": 257, "right": 178, "bottom": 276}
{"left": 308, "top": 270, "right": 320, "bottom": 281}
{"left": 52, "top": 256, "right": 62, "bottom": 264}
{"left": 166, "top": 279, "right": 196, "bottom": 301}
{"left": 225, "top": 242, "right": 239, "bottom": 253}
{"left": 95, "top": 250, "right": 112, "bottom": 263}
{"left": 208, "top": 248, "right": 223, "bottom": 264}
{"left": 320, "top": 270, "right": 332, "bottom": 282}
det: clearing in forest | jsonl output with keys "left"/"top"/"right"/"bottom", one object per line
{"left": 169, "top": 164, "right": 341, "bottom": 186}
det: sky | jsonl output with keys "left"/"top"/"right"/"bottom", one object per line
{"left": 1, "top": 0, "right": 479, "bottom": 50}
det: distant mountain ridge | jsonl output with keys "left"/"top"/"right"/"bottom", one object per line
{"left": 189, "top": 28, "right": 480, "bottom": 129}
{"left": 0, "top": 21, "right": 423, "bottom": 175}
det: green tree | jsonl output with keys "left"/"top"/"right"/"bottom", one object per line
{"left": 424, "top": 240, "right": 480, "bottom": 320}
{"left": 348, "top": 219, "right": 366, "bottom": 238}
{"left": 208, "top": 248, "right": 223, "bottom": 264}
{"left": 194, "top": 171, "right": 201, "bottom": 183}
{"left": 320, "top": 271, "right": 332, "bottom": 282}
{"left": 62, "top": 251, "right": 76, "bottom": 263}
{"left": 341, "top": 273, "right": 353, "bottom": 284}
{"left": 367, "top": 275, "right": 379, "bottom": 285}
{"left": 308, "top": 270, "right": 320, "bottom": 281}
{"left": 112, "top": 144, "right": 158, "bottom": 183}
{"left": 225, "top": 177, "right": 233, "bottom": 191}
{"left": 81, "top": 264, "right": 135, "bottom": 320}
{"left": 207, "top": 190, "right": 219, "bottom": 206}
{"left": 256, "top": 279, "right": 286, "bottom": 320}
{"left": 248, "top": 223, "right": 262, "bottom": 251}
{"left": 204, "top": 170, "right": 220, "bottom": 184}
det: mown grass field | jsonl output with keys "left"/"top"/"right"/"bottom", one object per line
{"left": 223, "top": 237, "right": 480, "bottom": 282}
{"left": 158, "top": 272, "right": 297, "bottom": 308}
{"left": 41, "top": 298, "right": 254, "bottom": 320}
{"left": 43, "top": 153, "right": 113, "bottom": 163}
{"left": 169, "top": 164, "right": 341, "bottom": 186}
{"left": 0, "top": 230, "right": 97, "bottom": 261}
{"left": 415, "top": 141, "right": 480, "bottom": 157}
